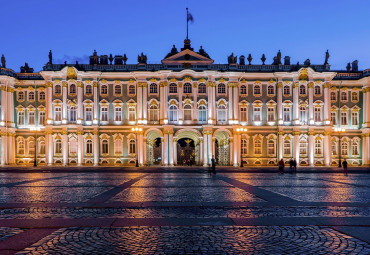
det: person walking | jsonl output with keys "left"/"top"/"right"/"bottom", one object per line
{"left": 289, "top": 158, "right": 294, "bottom": 174}
{"left": 342, "top": 159, "right": 348, "bottom": 175}
{"left": 278, "top": 159, "right": 285, "bottom": 174}
{"left": 211, "top": 155, "right": 216, "bottom": 174}
{"left": 293, "top": 158, "right": 297, "bottom": 173}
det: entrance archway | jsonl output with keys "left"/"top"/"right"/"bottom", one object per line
{"left": 214, "top": 130, "right": 231, "bottom": 166}
{"left": 174, "top": 129, "right": 201, "bottom": 166}
{"left": 145, "top": 129, "right": 162, "bottom": 166}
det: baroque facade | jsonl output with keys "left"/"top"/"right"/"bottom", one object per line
{"left": 0, "top": 39, "right": 370, "bottom": 167}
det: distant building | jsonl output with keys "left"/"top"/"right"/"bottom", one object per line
{"left": 0, "top": 39, "right": 369, "bottom": 167}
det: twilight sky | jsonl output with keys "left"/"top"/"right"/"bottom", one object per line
{"left": 1, "top": 0, "right": 370, "bottom": 72}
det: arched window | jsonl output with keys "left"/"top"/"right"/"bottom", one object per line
{"left": 149, "top": 83, "right": 157, "bottom": 94}
{"left": 218, "top": 83, "right": 226, "bottom": 94}
{"left": 69, "top": 106, "right": 77, "bottom": 122}
{"left": 315, "top": 139, "right": 322, "bottom": 155}
{"left": 184, "top": 83, "right": 192, "bottom": 93}
{"left": 299, "top": 85, "right": 306, "bottom": 95}
{"left": 314, "top": 85, "right": 321, "bottom": 95}
{"left": 114, "top": 139, "right": 123, "bottom": 155}
{"left": 330, "top": 91, "right": 336, "bottom": 101}
{"left": 17, "top": 138, "right": 25, "bottom": 154}
{"left": 267, "top": 85, "right": 274, "bottom": 95}
{"left": 128, "top": 85, "right": 136, "bottom": 96}
{"left": 39, "top": 91, "right": 45, "bottom": 101}
{"left": 198, "top": 83, "right": 206, "bottom": 94}
{"left": 28, "top": 91, "right": 35, "bottom": 101}
{"left": 351, "top": 92, "right": 358, "bottom": 102}
{"left": 114, "top": 85, "right": 121, "bottom": 95}
{"left": 283, "top": 139, "right": 291, "bottom": 155}
{"left": 283, "top": 85, "right": 290, "bottom": 95}
{"left": 169, "top": 105, "right": 178, "bottom": 122}
{"left": 341, "top": 141, "right": 348, "bottom": 156}
{"left": 69, "top": 138, "right": 77, "bottom": 155}
{"left": 184, "top": 105, "right": 192, "bottom": 121}
{"left": 149, "top": 104, "right": 159, "bottom": 122}
{"left": 169, "top": 83, "right": 177, "bottom": 94}
{"left": 341, "top": 91, "right": 347, "bottom": 101}
{"left": 39, "top": 140, "right": 45, "bottom": 154}
{"left": 54, "top": 106, "right": 62, "bottom": 121}
{"left": 129, "top": 139, "right": 136, "bottom": 154}
{"left": 241, "top": 139, "right": 248, "bottom": 155}
{"left": 217, "top": 104, "right": 227, "bottom": 124}
{"left": 254, "top": 85, "right": 261, "bottom": 95}
{"left": 54, "top": 85, "right": 61, "bottom": 95}
{"left": 69, "top": 84, "right": 76, "bottom": 94}
{"left": 240, "top": 106, "right": 248, "bottom": 122}
{"left": 268, "top": 140, "right": 275, "bottom": 155}
{"left": 240, "top": 85, "right": 247, "bottom": 95}
{"left": 18, "top": 91, "right": 25, "bottom": 101}
{"left": 85, "top": 85, "right": 93, "bottom": 94}
{"left": 28, "top": 139, "right": 35, "bottom": 155}
{"left": 254, "top": 138, "right": 262, "bottom": 154}
{"left": 102, "top": 139, "right": 109, "bottom": 154}
{"left": 55, "top": 139, "right": 62, "bottom": 154}
{"left": 86, "top": 139, "right": 93, "bottom": 154}
{"left": 300, "top": 139, "right": 308, "bottom": 156}
{"left": 100, "top": 85, "right": 108, "bottom": 95}
{"left": 198, "top": 105, "right": 207, "bottom": 123}
{"left": 352, "top": 141, "right": 359, "bottom": 156}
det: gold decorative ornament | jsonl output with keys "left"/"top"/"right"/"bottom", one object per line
{"left": 299, "top": 68, "right": 308, "bottom": 80}
{"left": 67, "top": 67, "right": 77, "bottom": 80}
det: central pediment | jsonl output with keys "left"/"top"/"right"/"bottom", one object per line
{"left": 162, "top": 39, "right": 214, "bottom": 65}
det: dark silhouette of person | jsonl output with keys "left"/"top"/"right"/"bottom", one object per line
{"left": 293, "top": 159, "right": 297, "bottom": 173}
{"left": 211, "top": 155, "right": 216, "bottom": 174}
{"left": 342, "top": 159, "right": 348, "bottom": 175}
{"left": 278, "top": 159, "right": 285, "bottom": 174}
{"left": 289, "top": 158, "right": 294, "bottom": 173}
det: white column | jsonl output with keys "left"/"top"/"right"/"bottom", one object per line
{"left": 323, "top": 83, "right": 330, "bottom": 123}
{"left": 178, "top": 84, "right": 183, "bottom": 122}
{"left": 193, "top": 84, "right": 197, "bottom": 124}
{"left": 228, "top": 83, "right": 233, "bottom": 124}
{"left": 293, "top": 83, "right": 299, "bottom": 124}
{"left": 293, "top": 132, "right": 300, "bottom": 165}
{"left": 9, "top": 89, "right": 15, "bottom": 125}
{"left": 93, "top": 82, "right": 98, "bottom": 123}
{"left": 46, "top": 132, "right": 53, "bottom": 165}
{"left": 77, "top": 82, "right": 83, "bottom": 124}
{"left": 212, "top": 137, "right": 216, "bottom": 158}
{"left": 308, "top": 82, "right": 314, "bottom": 124}
{"left": 143, "top": 84, "right": 148, "bottom": 122}
{"left": 277, "top": 82, "right": 283, "bottom": 123}
{"left": 46, "top": 83, "right": 53, "bottom": 124}
{"left": 163, "top": 133, "right": 169, "bottom": 166}
{"left": 138, "top": 132, "right": 144, "bottom": 166}
{"left": 211, "top": 85, "right": 216, "bottom": 122}
{"left": 233, "top": 135, "right": 238, "bottom": 166}
{"left": 199, "top": 139, "right": 203, "bottom": 166}
{"left": 203, "top": 132, "right": 209, "bottom": 166}
{"left": 362, "top": 90, "right": 367, "bottom": 125}
{"left": 77, "top": 131, "right": 83, "bottom": 166}
{"left": 0, "top": 87, "right": 6, "bottom": 123}
{"left": 233, "top": 84, "right": 239, "bottom": 121}
{"left": 137, "top": 83, "right": 143, "bottom": 122}
{"left": 308, "top": 131, "right": 314, "bottom": 166}
{"left": 365, "top": 135, "right": 370, "bottom": 166}
{"left": 93, "top": 132, "right": 99, "bottom": 166}
{"left": 207, "top": 83, "right": 213, "bottom": 123}
{"left": 7, "top": 135, "right": 12, "bottom": 164}
{"left": 173, "top": 138, "right": 178, "bottom": 166}
{"left": 10, "top": 134, "right": 16, "bottom": 164}
{"left": 229, "top": 137, "right": 234, "bottom": 166}
{"left": 62, "top": 82, "right": 68, "bottom": 123}
{"left": 143, "top": 138, "right": 147, "bottom": 166}
{"left": 367, "top": 89, "right": 370, "bottom": 124}
{"left": 161, "top": 138, "right": 165, "bottom": 165}
{"left": 278, "top": 132, "right": 283, "bottom": 160}
{"left": 169, "top": 132, "right": 174, "bottom": 166}
{"left": 1, "top": 133, "right": 7, "bottom": 165}
{"left": 324, "top": 133, "right": 331, "bottom": 166}
{"left": 62, "top": 131, "right": 68, "bottom": 165}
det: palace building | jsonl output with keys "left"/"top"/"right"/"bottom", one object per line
{"left": 0, "top": 38, "right": 369, "bottom": 167}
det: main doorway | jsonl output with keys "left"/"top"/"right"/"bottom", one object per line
{"left": 177, "top": 138, "right": 197, "bottom": 166}
{"left": 146, "top": 130, "right": 162, "bottom": 166}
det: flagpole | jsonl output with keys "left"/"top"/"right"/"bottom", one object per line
{"left": 186, "top": 8, "right": 188, "bottom": 39}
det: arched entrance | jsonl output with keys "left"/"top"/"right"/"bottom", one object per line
{"left": 145, "top": 129, "right": 162, "bottom": 166}
{"left": 174, "top": 129, "right": 201, "bottom": 166}
{"left": 214, "top": 130, "right": 231, "bottom": 166}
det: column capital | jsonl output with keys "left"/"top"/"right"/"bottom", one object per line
{"left": 308, "top": 131, "right": 315, "bottom": 136}
{"left": 292, "top": 131, "right": 300, "bottom": 136}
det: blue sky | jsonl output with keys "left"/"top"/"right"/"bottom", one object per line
{"left": 1, "top": 0, "right": 369, "bottom": 71}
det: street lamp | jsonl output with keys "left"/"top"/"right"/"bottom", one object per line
{"left": 334, "top": 127, "right": 346, "bottom": 167}
{"left": 131, "top": 127, "right": 143, "bottom": 167}
{"left": 30, "top": 127, "right": 41, "bottom": 167}
{"left": 236, "top": 127, "right": 248, "bottom": 167}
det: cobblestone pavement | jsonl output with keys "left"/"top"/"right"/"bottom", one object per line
{"left": 0, "top": 171, "right": 368, "bottom": 254}
{"left": 17, "top": 226, "right": 370, "bottom": 255}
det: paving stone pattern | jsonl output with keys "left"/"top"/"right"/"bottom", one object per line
{"left": 17, "top": 226, "right": 370, "bottom": 255}
{"left": 0, "top": 227, "right": 24, "bottom": 242}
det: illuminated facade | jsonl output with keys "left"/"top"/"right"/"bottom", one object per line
{"left": 0, "top": 39, "right": 369, "bottom": 167}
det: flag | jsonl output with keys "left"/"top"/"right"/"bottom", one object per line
{"left": 187, "top": 12, "right": 194, "bottom": 23}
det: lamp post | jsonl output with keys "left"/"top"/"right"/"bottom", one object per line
{"left": 236, "top": 127, "right": 248, "bottom": 167}
{"left": 334, "top": 127, "right": 346, "bottom": 167}
{"left": 131, "top": 127, "right": 142, "bottom": 167}
{"left": 30, "top": 127, "right": 41, "bottom": 167}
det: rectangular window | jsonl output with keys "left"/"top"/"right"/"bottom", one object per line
{"left": 114, "top": 107, "right": 122, "bottom": 121}
{"left": 267, "top": 141, "right": 275, "bottom": 155}
{"left": 341, "top": 112, "right": 347, "bottom": 125}
{"left": 39, "top": 111, "right": 45, "bottom": 125}
{"left": 284, "top": 141, "right": 291, "bottom": 155}
{"left": 283, "top": 107, "right": 290, "bottom": 122}
{"left": 240, "top": 107, "right": 248, "bottom": 122}
{"left": 351, "top": 112, "right": 359, "bottom": 125}
{"left": 253, "top": 107, "right": 261, "bottom": 121}
{"left": 314, "top": 107, "right": 321, "bottom": 122}
{"left": 267, "top": 107, "right": 275, "bottom": 121}
{"left": 241, "top": 139, "right": 248, "bottom": 155}
{"left": 85, "top": 107, "right": 92, "bottom": 121}
{"left": 299, "top": 141, "right": 307, "bottom": 155}
{"left": 18, "top": 112, "right": 25, "bottom": 125}
{"left": 101, "top": 107, "right": 108, "bottom": 122}
{"left": 332, "top": 141, "right": 337, "bottom": 156}
{"left": 28, "top": 111, "right": 35, "bottom": 125}
{"left": 55, "top": 107, "right": 62, "bottom": 121}
{"left": 128, "top": 107, "right": 136, "bottom": 122}
{"left": 331, "top": 112, "right": 336, "bottom": 125}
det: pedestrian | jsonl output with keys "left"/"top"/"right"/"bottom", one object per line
{"left": 278, "top": 159, "right": 285, "bottom": 174}
{"left": 342, "top": 159, "right": 348, "bottom": 175}
{"left": 293, "top": 158, "right": 297, "bottom": 173}
{"left": 183, "top": 159, "right": 186, "bottom": 166}
{"left": 289, "top": 158, "right": 294, "bottom": 174}
{"left": 211, "top": 155, "right": 216, "bottom": 174}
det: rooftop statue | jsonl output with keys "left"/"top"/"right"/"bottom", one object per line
{"left": 109, "top": 54, "right": 114, "bottom": 65}
{"left": 247, "top": 54, "right": 253, "bottom": 65}
{"left": 346, "top": 63, "right": 351, "bottom": 71}
{"left": 20, "top": 62, "right": 34, "bottom": 73}
{"left": 239, "top": 55, "right": 245, "bottom": 65}
{"left": 48, "top": 50, "right": 53, "bottom": 65}
{"left": 123, "top": 54, "right": 128, "bottom": 65}
{"left": 93, "top": 50, "right": 98, "bottom": 65}
{"left": 261, "top": 54, "right": 266, "bottom": 65}
{"left": 1, "top": 54, "right": 5, "bottom": 68}
{"left": 228, "top": 53, "right": 237, "bottom": 64}
{"left": 138, "top": 52, "right": 147, "bottom": 64}
{"left": 324, "top": 50, "right": 330, "bottom": 65}
{"left": 197, "top": 46, "right": 210, "bottom": 59}
{"left": 276, "top": 50, "right": 282, "bottom": 65}
{"left": 304, "top": 59, "right": 311, "bottom": 66}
